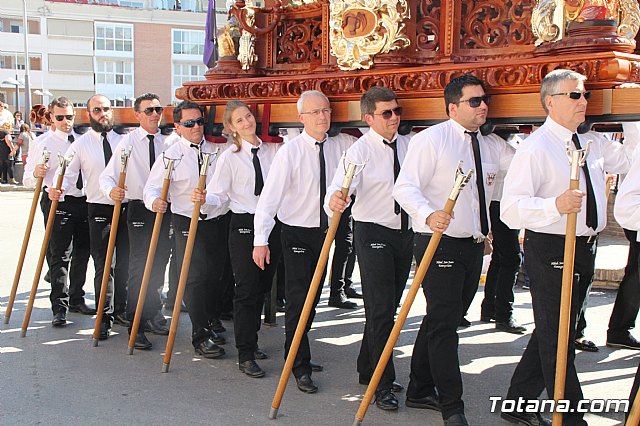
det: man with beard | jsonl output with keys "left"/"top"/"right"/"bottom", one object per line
{"left": 24, "top": 97, "right": 92, "bottom": 326}
{"left": 100, "top": 93, "right": 169, "bottom": 350}
{"left": 49, "top": 95, "right": 127, "bottom": 339}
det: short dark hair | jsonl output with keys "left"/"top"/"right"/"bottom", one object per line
{"left": 444, "top": 74, "right": 486, "bottom": 116}
{"left": 134, "top": 93, "right": 160, "bottom": 112}
{"left": 173, "top": 101, "right": 203, "bottom": 123}
{"left": 360, "top": 86, "right": 397, "bottom": 116}
{"left": 50, "top": 97, "right": 72, "bottom": 110}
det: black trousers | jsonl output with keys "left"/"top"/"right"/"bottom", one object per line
{"left": 481, "top": 201, "right": 522, "bottom": 322}
{"left": 165, "top": 225, "right": 180, "bottom": 305}
{"left": 281, "top": 224, "right": 326, "bottom": 378}
{"left": 407, "top": 234, "right": 484, "bottom": 419}
{"left": 330, "top": 202, "right": 356, "bottom": 298}
{"left": 172, "top": 213, "right": 228, "bottom": 347}
{"left": 125, "top": 200, "right": 171, "bottom": 324}
{"left": 576, "top": 237, "right": 597, "bottom": 340}
{"left": 354, "top": 221, "right": 413, "bottom": 391}
{"left": 48, "top": 195, "right": 91, "bottom": 314}
{"left": 207, "top": 212, "right": 232, "bottom": 321}
{"left": 608, "top": 228, "right": 640, "bottom": 339}
{"left": 40, "top": 189, "right": 52, "bottom": 267}
{"left": 87, "top": 203, "right": 129, "bottom": 324}
{"left": 506, "top": 231, "right": 593, "bottom": 426}
{"left": 230, "top": 213, "right": 282, "bottom": 362}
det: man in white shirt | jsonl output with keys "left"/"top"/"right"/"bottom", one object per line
{"left": 26, "top": 97, "right": 92, "bottom": 326}
{"left": 394, "top": 74, "right": 512, "bottom": 426}
{"left": 500, "top": 69, "right": 635, "bottom": 426}
{"left": 253, "top": 90, "right": 351, "bottom": 393}
{"left": 100, "top": 93, "right": 170, "bottom": 350}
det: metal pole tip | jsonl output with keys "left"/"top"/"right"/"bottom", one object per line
{"left": 92, "top": 338, "right": 99, "bottom": 347}
{"left": 127, "top": 347, "right": 134, "bottom": 355}
{"left": 20, "top": 330, "right": 27, "bottom": 337}
{"left": 268, "top": 407, "right": 278, "bottom": 420}
{"left": 352, "top": 418, "right": 362, "bottom": 426}
{"left": 161, "top": 363, "right": 169, "bottom": 373}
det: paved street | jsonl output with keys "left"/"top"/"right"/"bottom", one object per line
{"left": 0, "top": 191, "right": 638, "bottom": 425}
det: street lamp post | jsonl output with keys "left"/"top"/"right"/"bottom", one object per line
{"left": 2, "top": 77, "right": 21, "bottom": 113}
{"left": 22, "top": 0, "right": 32, "bottom": 124}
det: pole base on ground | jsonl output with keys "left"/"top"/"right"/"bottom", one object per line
{"left": 352, "top": 417, "right": 362, "bottom": 426}
{"left": 92, "top": 338, "right": 99, "bottom": 347}
{"left": 20, "top": 329, "right": 26, "bottom": 337}
{"left": 162, "top": 363, "right": 169, "bottom": 373}
{"left": 127, "top": 346, "right": 134, "bottom": 355}
{"left": 4, "top": 316, "right": 9, "bottom": 324}
{"left": 268, "top": 407, "right": 278, "bottom": 420}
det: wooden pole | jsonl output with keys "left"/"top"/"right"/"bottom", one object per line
{"left": 269, "top": 163, "right": 357, "bottom": 420}
{"left": 626, "top": 388, "right": 640, "bottom": 426}
{"left": 352, "top": 165, "right": 473, "bottom": 426}
{"left": 162, "top": 153, "right": 211, "bottom": 373}
{"left": 127, "top": 159, "right": 174, "bottom": 355}
{"left": 20, "top": 155, "right": 71, "bottom": 337}
{"left": 91, "top": 147, "right": 131, "bottom": 346}
{"left": 4, "top": 150, "right": 50, "bottom": 324}
{"left": 552, "top": 149, "right": 583, "bottom": 426}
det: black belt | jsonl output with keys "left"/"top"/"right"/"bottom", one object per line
{"left": 63, "top": 195, "right": 87, "bottom": 202}
{"left": 576, "top": 234, "right": 599, "bottom": 244}
{"left": 527, "top": 230, "right": 598, "bottom": 245}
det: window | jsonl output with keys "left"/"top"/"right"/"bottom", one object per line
{"left": 172, "top": 62, "right": 205, "bottom": 99}
{"left": 172, "top": 29, "right": 205, "bottom": 56}
{"left": 0, "top": 53, "right": 42, "bottom": 71}
{"left": 0, "top": 17, "right": 40, "bottom": 34}
{"left": 96, "top": 60, "right": 133, "bottom": 85}
{"left": 95, "top": 23, "right": 133, "bottom": 52}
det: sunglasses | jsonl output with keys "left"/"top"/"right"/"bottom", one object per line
{"left": 374, "top": 106, "right": 403, "bottom": 120}
{"left": 458, "top": 95, "right": 490, "bottom": 108}
{"left": 179, "top": 117, "right": 205, "bottom": 128}
{"left": 54, "top": 114, "right": 74, "bottom": 121}
{"left": 143, "top": 106, "right": 164, "bottom": 116}
{"left": 551, "top": 91, "right": 592, "bottom": 100}
{"left": 92, "top": 106, "right": 111, "bottom": 114}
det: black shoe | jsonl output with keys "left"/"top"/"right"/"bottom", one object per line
{"left": 310, "top": 361, "right": 323, "bottom": 372}
{"left": 145, "top": 317, "right": 169, "bottom": 335}
{"left": 480, "top": 313, "right": 494, "bottom": 322}
{"left": 154, "top": 310, "right": 168, "bottom": 326}
{"left": 52, "top": 312, "right": 67, "bottom": 326}
{"left": 113, "top": 313, "right": 131, "bottom": 327}
{"left": 405, "top": 394, "right": 441, "bottom": 411}
{"left": 607, "top": 334, "right": 640, "bottom": 350}
{"left": 254, "top": 347, "right": 269, "bottom": 360}
{"left": 359, "top": 376, "right": 404, "bottom": 393}
{"left": 501, "top": 411, "right": 551, "bottom": 426}
{"left": 458, "top": 317, "right": 471, "bottom": 328}
{"left": 375, "top": 389, "right": 398, "bottom": 411}
{"left": 210, "top": 330, "right": 226, "bottom": 345}
{"left": 444, "top": 413, "right": 469, "bottom": 426}
{"left": 239, "top": 360, "right": 266, "bottom": 378}
{"left": 295, "top": 374, "right": 318, "bottom": 394}
{"left": 344, "top": 287, "right": 363, "bottom": 299}
{"left": 209, "top": 318, "right": 226, "bottom": 333}
{"left": 133, "top": 332, "right": 152, "bottom": 350}
{"left": 220, "top": 311, "right": 233, "bottom": 321}
{"left": 574, "top": 337, "right": 599, "bottom": 352}
{"left": 99, "top": 323, "right": 110, "bottom": 341}
{"left": 69, "top": 302, "right": 97, "bottom": 315}
{"left": 276, "top": 299, "right": 286, "bottom": 312}
{"left": 496, "top": 319, "right": 526, "bottom": 334}
{"left": 328, "top": 297, "right": 357, "bottom": 309}
{"left": 194, "top": 338, "right": 225, "bottom": 358}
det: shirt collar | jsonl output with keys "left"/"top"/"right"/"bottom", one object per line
{"left": 367, "top": 128, "right": 398, "bottom": 145}
{"left": 179, "top": 136, "right": 203, "bottom": 149}
{"left": 301, "top": 129, "right": 327, "bottom": 145}
{"left": 544, "top": 116, "right": 575, "bottom": 140}
{"left": 53, "top": 128, "right": 72, "bottom": 142}
{"left": 135, "top": 126, "right": 158, "bottom": 140}
{"left": 449, "top": 118, "right": 478, "bottom": 142}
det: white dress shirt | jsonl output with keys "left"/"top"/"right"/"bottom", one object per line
{"left": 202, "top": 139, "right": 280, "bottom": 216}
{"left": 23, "top": 128, "right": 84, "bottom": 197}
{"left": 59, "top": 129, "right": 123, "bottom": 204}
{"left": 325, "top": 129, "right": 410, "bottom": 230}
{"left": 394, "top": 119, "right": 512, "bottom": 237}
{"left": 143, "top": 136, "right": 223, "bottom": 220}
{"left": 99, "top": 127, "right": 166, "bottom": 201}
{"left": 612, "top": 123, "right": 640, "bottom": 234}
{"left": 253, "top": 130, "right": 355, "bottom": 246}
{"left": 501, "top": 117, "right": 636, "bottom": 236}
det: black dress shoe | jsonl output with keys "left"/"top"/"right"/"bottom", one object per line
{"left": 405, "top": 394, "right": 441, "bottom": 411}
{"left": 496, "top": 319, "right": 526, "bottom": 334}
{"left": 210, "top": 330, "right": 226, "bottom": 345}
{"left": 154, "top": 310, "right": 168, "bottom": 326}
{"left": 194, "top": 338, "right": 225, "bottom": 358}
{"left": 99, "top": 323, "right": 110, "bottom": 341}
{"left": 375, "top": 389, "right": 398, "bottom": 411}
{"left": 295, "top": 374, "right": 318, "bottom": 394}
{"left": 112, "top": 313, "right": 131, "bottom": 327}
{"left": 69, "top": 302, "right": 97, "bottom": 315}
{"left": 209, "top": 318, "right": 226, "bottom": 333}
{"left": 276, "top": 299, "right": 286, "bottom": 312}
{"left": 501, "top": 411, "right": 551, "bottom": 426}
{"left": 444, "top": 413, "right": 469, "bottom": 426}
{"left": 358, "top": 376, "right": 404, "bottom": 392}
{"left": 239, "top": 360, "right": 265, "bottom": 378}
{"left": 133, "top": 332, "right": 152, "bottom": 350}
{"left": 254, "top": 347, "right": 269, "bottom": 360}
{"left": 480, "top": 313, "right": 494, "bottom": 322}
{"left": 458, "top": 317, "right": 471, "bottom": 328}
{"left": 344, "top": 287, "right": 363, "bottom": 299}
{"left": 52, "top": 312, "right": 67, "bottom": 326}
{"left": 607, "top": 334, "right": 640, "bottom": 350}
{"left": 145, "top": 318, "right": 169, "bottom": 335}
{"left": 309, "top": 361, "right": 323, "bottom": 372}
{"left": 328, "top": 298, "right": 357, "bottom": 309}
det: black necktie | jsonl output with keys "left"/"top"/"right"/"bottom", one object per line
{"left": 101, "top": 132, "right": 112, "bottom": 166}
{"left": 466, "top": 131, "right": 489, "bottom": 236}
{"left": 383, "top": 139, "right": 408, "bottom": 231}
{"left": 251, "top": 147, "right": 264, "bottom": 196}
{"left": 147, "top": 134, "right": 156, "bottom": 169}
{"left": 572, "top": 133, "right": 598, "bottom": 230}
{"left": 68, "top": 134, "right": 83, "bottom": 190}
{"left": 316, "top": 141, "right": 328, "bottom": 230}
{"left": 191, "top": 142, "right": 207, "bottom": 220}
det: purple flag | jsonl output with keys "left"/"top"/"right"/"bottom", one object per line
{"left": 203, "top": 0, "right": 218, "bottom": 68}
